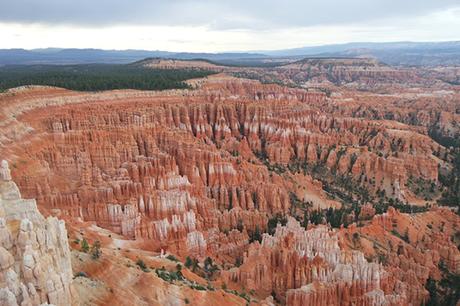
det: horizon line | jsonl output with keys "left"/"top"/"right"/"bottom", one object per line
{"left": 2, "top": 39, "right": 459, "bottom": 54}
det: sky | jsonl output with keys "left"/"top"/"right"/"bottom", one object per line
{"left": 1, "top": 0, "right": 460, "bottom": 52}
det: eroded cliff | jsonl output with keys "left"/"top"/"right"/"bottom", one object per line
{"left": 0, "top": 160, "right": 74, "bottom": 305}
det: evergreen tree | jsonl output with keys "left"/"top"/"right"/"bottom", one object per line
{"left": 185, "top": 256, "right": 193, "bottom": 268}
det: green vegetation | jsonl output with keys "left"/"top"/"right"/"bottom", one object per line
{"left": 155, "top": 266, "right": 184, "bottom": 282}
{"left": 307, "top": 206, "right": 355, "bottom": 228}
{"left": 376, "top": 253, "right": 388, "bottom": 265}
{"left": 203, "top": 257, "right": 219, "bottom": 279}
{"left": 166, "top": 254, "right": 179, "bottom": 262}
{"left": 290, "top": 174, "right": 364, "bottom": 228}
{"left": 0, "top": 64, "right": 215, "bottom": 92}
{"left": 288, "top": 192, "right": 314, "bottom": 223}
{"left": 184, "top": 256, "right": 193, "bottom": 269}
{"left": 426, "top": 277, "right": 439, "bottom": 306}
{"left": 324, "top": 207, "right": 349, "bottom": 228}
{"left": 406, "top": 176, "right": 439, "bottom": 201}
{"left": 152, "top": 262, "right": 220, "bottom": 294}
{"left": 289, "top": 158, "right": 432, "bottom": 219}
{"left": 254, "top": 149, "right": 288, "bottom": 175}
{"left": 259, "top": 137, "right": 453, "bottom": 235}
{"left": 391, "top": 228, "right": 410, "bottom": 243}
{"left": 223, "top": 288, "right": 251, "bottom": 303}
{"left": 80, "top": 238, "right": 90, "bottom": 253}
{"left": 286, "top": 158, "right": 373, "bottom": 205}
{"left": 153, "top": 261, "right": 218, "bottom": 292}
{"left": 267, "top": 214, "right": 287, "bottom": 235}
{"left": 236, "top": 218, "right": 244, "bottom": 232}
{"left": 438, "top": 149, "right": 460, "bottom": 213}
{"left": 374, "top": 198, "right": 429, "bottom": 215}
{"left": 90, "top": 240, "right": 102, "bottom": 260}
{"left": 254, "top": 150, "right": 435, "bottom": 232}
{"left": 429, "top": 127, "right": 460, "bottom": 149}
{"left": 235, "top": 256, "right": 243, "bottom": 267}
{"left": 74, "top": 271, "right": 89, "bottom": 278}
{"left": 136, "top": 259, "right": 148, "bottom": 272}
{"left": 248, "top": 225, "right": 263, "bottom": 243}
{"left": 183, "top": 256, "right": 219, "bottom": 280}
{"left": 426, "top": 273, "right": 460, "bottom": 306}
{"left": 185, "top": 256, "right": 199, "bottom": 272}
{"left": 231, "top": 150, "right": 240, "bottom": 157}
{"left": 78, "top": 238, "right": 102, "bottom": 259}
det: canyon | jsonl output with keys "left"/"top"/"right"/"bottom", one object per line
{"left": 0, "top": 58, "right": 459, "bottom": 305}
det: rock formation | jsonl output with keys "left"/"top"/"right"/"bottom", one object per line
{"left": 222, "top": 217, "right": 406, "bottom": 305}
{"left": 0, "top": 160, "right": 74, "bottom": 306}
{"left": 0, "top": 65, "right": 458, "bottom": 305}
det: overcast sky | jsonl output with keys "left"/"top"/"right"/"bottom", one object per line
{"left": 1, "top": 0, "right": 459, "bottom": 52}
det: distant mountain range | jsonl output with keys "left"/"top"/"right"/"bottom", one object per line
{"left": 1, "top": 41, "right": 460, "bottom": 66}
{"left": 263, "top": 41, "right": 460, "bottom": 66}
{"left": 0, "top": 48, "right": 266, "bottom": 66}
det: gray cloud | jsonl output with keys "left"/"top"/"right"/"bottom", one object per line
{"left": 1, "top": 0, "right": 459, "bottom": 30}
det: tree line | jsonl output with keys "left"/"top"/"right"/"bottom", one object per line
{"left": 0, "top": 64, "right": 214, "bottom": 92}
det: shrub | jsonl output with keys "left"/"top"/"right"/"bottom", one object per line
{"left": 74, "top": 271, "right": 88, "bottom": 278}
{"left": 155, "top": 267, "right": 184, "bottom": 282}
{"left": 136, "top": 259, "right": 148, "bottom": 272}
{"left": 80, "top": 238, "right": 89, "bottom": 253}
{"left": 189, "top": 282, "right": 207, "bottom": 290}
{"left": 184, "top": 256, "right": 193, "bottom": 268}
{"left": 236, "top": 218, "right": 244, "bottom": 232}
{"left": 166, "top": 254, "right": 179, "bottom": 262}
{"left": 239, "top": 291, "right": 250, "bottom": 302}
{"left": 267, "top": 214, "right": 287, "bottom": 235}
{"left": 235, "top": 256, "right": 243, "bottom": 267}
{"left": 249, "top": 225, "right": 262, "bottom": 243}
{"left": 204, "top": 257, "right": 213, "bottom": 270}
{"left": 90, "top": 240, "right": 102, "bottom": 260}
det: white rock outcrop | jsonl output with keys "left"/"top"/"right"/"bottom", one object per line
{"left": 0, "top": 160, "right": 74, "bottom": 306}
